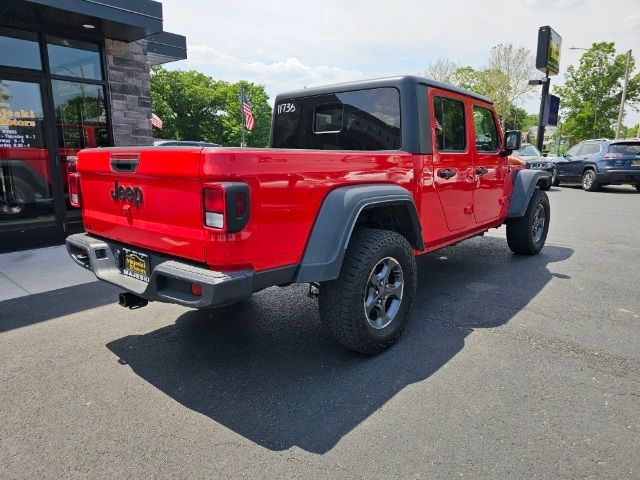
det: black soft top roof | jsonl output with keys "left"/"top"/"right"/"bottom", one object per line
{"left": 274, "top": 75, "right": 493, "bottom": 104}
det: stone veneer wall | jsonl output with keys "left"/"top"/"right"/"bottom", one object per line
{"left": 105, "top": 39, "right": 153, "bottom": 146}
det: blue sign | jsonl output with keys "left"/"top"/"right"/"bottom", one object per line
{"left": 543, "top": 94, "right": 560, "bottom": 126}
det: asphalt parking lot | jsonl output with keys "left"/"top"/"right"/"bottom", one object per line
{"left": 1, "top": 184, "right": 639, "bottom": 479}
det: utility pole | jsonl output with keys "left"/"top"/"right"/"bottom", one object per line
{"left": 536, "top": 76, "right": 550, "bottom": 152}
{"left": 240, "top": 84, "right": 246, "bottom": 147}
{"left": 615, "top": 49, "right": 632, "bottom": 139}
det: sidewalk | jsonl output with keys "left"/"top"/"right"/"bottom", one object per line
{"left": 0, "top": 245, "right": 96, "bottom": 301}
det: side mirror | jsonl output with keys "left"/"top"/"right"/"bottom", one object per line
{"left": 503, "top": 130, "right": 521, "bottom": 152}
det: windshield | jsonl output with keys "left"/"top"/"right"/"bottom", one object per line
{"left": 608, "top": 142, "right": 640, "bottom": 155}
{"left": 514, "top": 145, "right": 540, "bottom": 157}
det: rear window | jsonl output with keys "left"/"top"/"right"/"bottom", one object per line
{"left": 608, "top": 142, "right": 640, "bottom": 155}
{"left": 272, "top": 87, "right": 401, "bottom": 150}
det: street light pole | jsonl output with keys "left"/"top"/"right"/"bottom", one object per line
{"left": 615, "top": 49, "right": 632, "bottom": 139}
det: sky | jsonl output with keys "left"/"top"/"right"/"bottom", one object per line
{"left": 160, "top": 0, "right": 640, "bottom": 126}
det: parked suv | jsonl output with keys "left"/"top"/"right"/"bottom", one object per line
{"left": 555, "top": 139, "right": 640, "bottom": 191}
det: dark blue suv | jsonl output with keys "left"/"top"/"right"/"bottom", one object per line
{"left": 555, "top": 139, "right": 640, "bottom": 192}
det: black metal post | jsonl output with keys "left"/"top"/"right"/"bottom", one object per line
{"left": 536, "top": 76, "right": 550, "bottom": 152}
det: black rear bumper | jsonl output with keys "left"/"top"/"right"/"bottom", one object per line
{"left": 66, "top": 233, "right": 256, "bottom": 308}
{"left": 596, "top": 170, "right": 640, "bottom": 185}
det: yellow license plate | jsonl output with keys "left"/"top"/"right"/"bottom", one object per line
{"left": 122, "top": 249, "right": 150, "bottom": 282}
{"left": 631, "top": 160, "right": 640, "bottom": 166}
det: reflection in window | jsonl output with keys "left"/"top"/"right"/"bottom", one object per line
{"left": 272, "top": 88, "right": 401, "bottom": 150}
{"left": 0, "top": 79, "right": 53, "bottom": 225}
{"left": 52, "top": 80, "right": 110, "bottom": 217}
{"left": 433, "top": 96, "right": 466, "bottom": 151}
{"left": 47, "top": 37, "right": 102, "bottom": 80}
{"left": 0, "top": 27, "right": 42, "bottom": 70}
{"left": 473, "top": 106, "right": 499, "bottom": 152}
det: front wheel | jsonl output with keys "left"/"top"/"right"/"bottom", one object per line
{"left": 506, "top": 189, "right": 550, "bottom": 255}
{"left": 635, "top": 185, "right": 640, "bottom": 192}
{"left": 319, "top": 228, "right": 417, "bottom": 355}
{"left": 582, "top": 169, "right": 600, "bottom": 191}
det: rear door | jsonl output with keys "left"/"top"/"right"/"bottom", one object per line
{"left": 78, "top": 147, "right": 206, "bottom": 262}
{"left": 558, "top": 143, "right": 586, "bottom": 181}
{"left": 471, "top": 104, "right": 505, "bottom": 223}
{"left": 430, "top": 90, "right": 475, "bottom": 232}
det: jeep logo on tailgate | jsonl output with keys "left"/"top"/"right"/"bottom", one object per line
{"left": 111, "top": 180, "right": 143, "bottom": 207}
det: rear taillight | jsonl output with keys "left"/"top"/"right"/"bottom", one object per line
{"left": 203, "top": 183, "right": 250, "bottom": 232}
{"left": 204, "top": 187, "right": 225, "bottom": 228}
{"left": 68, "top": 173, "right": 81, "bottom": 207}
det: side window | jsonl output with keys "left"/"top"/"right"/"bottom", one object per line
{"left": 433, "top": 96, "right": 466, "bottom": 151}
{"left": 472, "top": 106, "right": 499, "bottom": 152}
{"left": 565, "top": 144, "right": 580, "bottom": 157}
{"left": 577, "top": 143, "right": 595, "bottom": 155}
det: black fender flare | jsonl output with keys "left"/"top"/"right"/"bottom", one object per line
{"left": 295, "top": 184, "right": 423, "bottom": 283}
{"left": 507, "top": 169, "right": 546, "bottom": 218}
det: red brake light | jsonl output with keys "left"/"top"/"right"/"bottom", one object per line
{"left": 204, "top": 187, "right": 225, "bottom": 229}
{"left": 204, "top": 187, "right": 224, "bottom": 213}
{"left": 68, "top": 173, "right": 81, "bottom": 207}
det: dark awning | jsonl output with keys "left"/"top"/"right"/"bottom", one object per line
{"left": 147, "top": 31, "right": 187, "bottom": 65}
{"left": 0, "top": 0, "right": 187, "bottom": 62}
{"left": 24, "top": 0, "right": 163, "bottom": 41}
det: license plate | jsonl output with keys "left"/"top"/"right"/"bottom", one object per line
{"left": 632, "top": 160, "right": 640, "bottom": 166}
{"left": 122, "top": 248, "right": 150, "bottom": 282}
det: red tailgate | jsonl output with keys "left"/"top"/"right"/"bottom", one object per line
{"left": 77, "top": 147, "right": 205, "bottom": 262}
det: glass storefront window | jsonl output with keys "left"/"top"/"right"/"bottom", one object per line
{"left": 0, "top": 79, "right": 54, "bottom": 226}
{"left": 47, "top": 37, "right": 102, "bottom": 80}
{"left": 52, "top": 79, "right": 109, "bottom": 218}
{"left": 0, "top": 27, "right": 42, "bottom": 70}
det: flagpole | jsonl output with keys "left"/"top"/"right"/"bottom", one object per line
{"left": 240, "top": 84, "right": 246, "bottom": 147}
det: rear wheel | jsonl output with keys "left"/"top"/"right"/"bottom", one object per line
{"left": 506, "top": 189, "right": 550, "bottom": 255}
{"left": 319, "top": 228, "right": 417, "bottom": 355}
{"left": 635, "top": 185, "right": 640, "bottom": 192}
{"left": 582, "top": 169, "right": 599, "bottom": 191}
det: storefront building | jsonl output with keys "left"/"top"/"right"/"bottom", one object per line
{"left": 0, "top": 0, "right": 186, "bottom": 251}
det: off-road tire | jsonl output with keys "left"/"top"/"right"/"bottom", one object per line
{"left": 319, "top": 228, "right": 417, "bottom": 355}
{"left": 582, "top": 169, "right": 600, "bottom": 191}
{"left": 506, "top": 189, "right": 550, "bottom": 255}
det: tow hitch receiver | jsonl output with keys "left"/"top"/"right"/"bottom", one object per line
{"left": 118, "top": 292, "right": 148, "bottom": 309}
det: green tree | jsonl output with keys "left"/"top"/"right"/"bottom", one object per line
{"left": 150, "top": 66, "right": 272, "bottom": 147}
{"left": 554, "top": 42, "right": 640, "bottom": 142}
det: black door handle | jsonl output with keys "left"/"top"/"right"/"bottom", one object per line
{"left": 475, "top": 167, "right": 489, "bottom": 175}
{"left": 438, "top": 168, "right": 456, "bottom": 179}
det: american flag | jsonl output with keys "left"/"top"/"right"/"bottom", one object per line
{"left": 242, "top": 93, "right": 255, "bottom": 131}
{"left": 151, "top": 113, "right": 163, "bottom": 129}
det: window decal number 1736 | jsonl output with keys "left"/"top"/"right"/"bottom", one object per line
{"left": 277, "top": 103, "right": 296, "bottom": 114}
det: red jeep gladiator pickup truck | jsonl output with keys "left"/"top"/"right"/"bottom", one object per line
{"left": 66, "top": 76, "right": 549, "bottom": 354}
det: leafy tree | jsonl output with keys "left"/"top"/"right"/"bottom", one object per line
{"left": 554, "top": 42, "right": 640, "bottom": 141}
{"left": 431, "top": 44, "right": 536, "bottom": 126}
{"left": 150, "top": 66, "right": 272, "bottom": 147}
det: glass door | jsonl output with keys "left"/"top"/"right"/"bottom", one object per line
{"left": 0, "top": 77, "right": 56, "bottom": 230}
